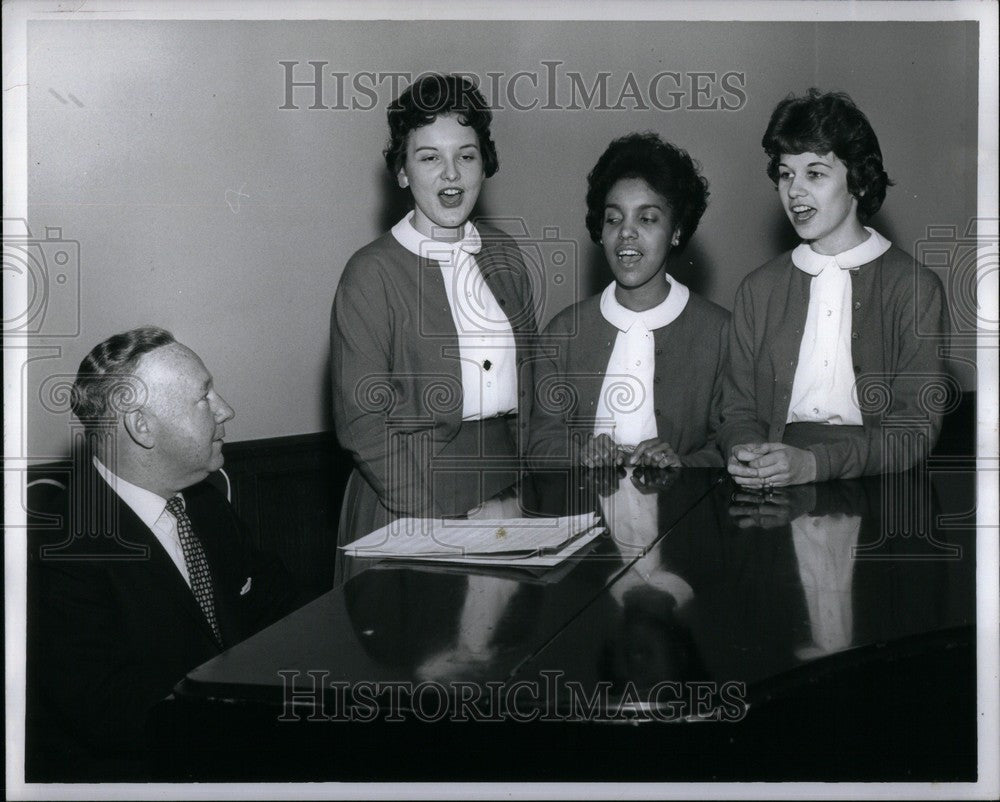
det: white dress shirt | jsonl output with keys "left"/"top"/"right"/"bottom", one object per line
{"left": 93, "top": 456, "right": 192, "bottom": 587}
{"left": 391, "top": 213, "right": 518, "bottom": 421}
{"left": 787, "top": 227, "right": 892, "bottom": 425}
{"left": 594, "top": 274, "right": 690, "bottom": 447}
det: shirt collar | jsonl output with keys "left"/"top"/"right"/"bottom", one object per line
{"left": 93, "top": 456, "right": 181, "bottom": 530}
{"left": 791, "top": 227, "right": 892, "bottom": 276}
{"left": 599, "top": 273, "right": 690, "bottom": 333}
{"left": 390, "top": 211, "right": 482, "bottom": 264}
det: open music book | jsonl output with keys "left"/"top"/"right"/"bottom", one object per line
{"left": 341, "top": 512, "right": 604, "bottom": 568}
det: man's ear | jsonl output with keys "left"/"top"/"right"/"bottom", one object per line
{"left": 122, "top": 408, "right": 155, "bottom": 450}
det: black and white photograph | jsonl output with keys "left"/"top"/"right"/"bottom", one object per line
{"left": 4, "top": 0, "right": 998, "bottom": 798}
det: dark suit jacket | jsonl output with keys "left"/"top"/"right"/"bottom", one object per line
{"left": 26, "top": 466, "right": 298, "bottom": 780}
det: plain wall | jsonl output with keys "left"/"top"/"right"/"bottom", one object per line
{"left": 26, "top": 20, "right": 979, "bottom": 457}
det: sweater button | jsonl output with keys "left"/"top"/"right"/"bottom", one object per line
{"left": 854, "top": 301, "right": 862, "bottom": 310}
{"left": 499, "top": 299, "right": 506, "bottom": 306}
{"left": 851, "top": 332, "right": 859, "bottom": 339}
{"left": 654, "top": 377, "right": 660, "bottom": 384}
{"left": 854, "top": 365, "right": 861, "bottom": 373}
{"left": 655, "top": 349, "right": 663, "bottom": 356}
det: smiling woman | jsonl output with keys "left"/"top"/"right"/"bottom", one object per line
{"left": 529, "top": 133, "right": 729, "bottom": 471}
{"left": 330, "top": 74, "right": 537, "bottom": 554}
{"left": 719, "top": 89, "right": 950, "bottom": 487}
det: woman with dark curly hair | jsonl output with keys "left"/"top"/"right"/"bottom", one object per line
{"left": 720, "top": 89, "right": 949, "bottom": 488}
{"left": 529, "top": 132, "right": 729, "bottom": 470}
{"left": 331, "top": 74, "right": 536, "bottom": 545}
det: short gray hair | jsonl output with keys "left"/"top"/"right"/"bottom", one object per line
{"left": 70, "top": 326, "right": 176, "bottom": 428}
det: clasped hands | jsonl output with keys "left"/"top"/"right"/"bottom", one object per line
{"left": 577, "top": 434, "right": 681, "bottom": 470}
{"left": 727, "top": 442, "right": 817, "bottom": 489}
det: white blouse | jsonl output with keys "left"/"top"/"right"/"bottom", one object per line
{"left": 787, "top": 227, "right": 892, "bottom": 426}
{"left": 391, "top": 213, "right": 518, "bottom": 421}
{"left": 593, "top": 275, "right": 690, "bottom": 447}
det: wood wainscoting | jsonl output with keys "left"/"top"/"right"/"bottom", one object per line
{"left": 220, "top": 432, "right": 352, "bottom": 599}
{"left": 26, "top": 390, "right": 977, "bottom": 600}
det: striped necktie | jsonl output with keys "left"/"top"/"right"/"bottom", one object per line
{"left": 166, "top": 496, "right": 224, "bottom": 649}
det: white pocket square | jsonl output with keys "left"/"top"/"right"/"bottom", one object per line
{"left": 240, "top": 577, "right": 252, "bottom": 595}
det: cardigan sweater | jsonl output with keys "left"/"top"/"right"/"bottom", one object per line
{"left": 717, "top": 244, "right": 950, "bottom": 481}
{"left": 331, "top": 222, "right": 536, "bottom": 518}
{"left": 528, "top": 290, "right": 730, "bottom": 468}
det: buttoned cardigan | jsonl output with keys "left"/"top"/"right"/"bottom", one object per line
{"left": 717, "top": 245, "right": 950, "bottom": 481}
{"left": 528, "top": 290, "right": 730, "bottom": 468}
{"left": 331, "top": 223, "right": 536, "bottom": 518}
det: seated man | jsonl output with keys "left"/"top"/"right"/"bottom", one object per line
{"left": 27, "top": 326, "right": 298, "bottom": 780}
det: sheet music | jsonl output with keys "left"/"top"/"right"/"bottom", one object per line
{"left": 341, "top": 512, "right": 601, "bottom": 559}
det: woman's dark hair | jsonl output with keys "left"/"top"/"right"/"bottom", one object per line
{"left": 762, "top": 88, "right": 892, "bottom": 220}
{"left": 584, "top": 132, "right": 709, "bottom": 251}
{"left": 383, "top": 73, "right": 499, "bottom": 178}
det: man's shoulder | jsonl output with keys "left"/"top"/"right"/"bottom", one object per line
{"left": 27, "top": 467, "right": 149, "bottom": 564}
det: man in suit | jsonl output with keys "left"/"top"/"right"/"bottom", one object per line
{"left": 27, "top": 326, "right": 298, "bottom": 780}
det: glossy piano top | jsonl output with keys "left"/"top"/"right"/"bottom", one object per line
{"left": 177, "top": 467, "right": 975, "bottom": 715}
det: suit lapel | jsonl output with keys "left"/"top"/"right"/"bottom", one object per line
{"left": 100, "top": 473, "right": 222, "bottom": 648}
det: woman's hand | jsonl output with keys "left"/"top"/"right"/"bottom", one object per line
{"left": 727, "top": 442, "right": 817, "bottom": 488}
{"left": 577, "top": 433, "right": 626, "bottom": 469}
{"left": 628, "top": 438, "right": 682, "bottom": 469}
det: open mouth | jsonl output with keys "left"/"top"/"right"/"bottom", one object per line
{"left": 439, "top": 187, "right": 464, "bottom": 208}
{"left": 615, "top": 246, "right": 642, "bottom": 265}
{"left": 790, "top": 204, "right": 817, "bottom": 224}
